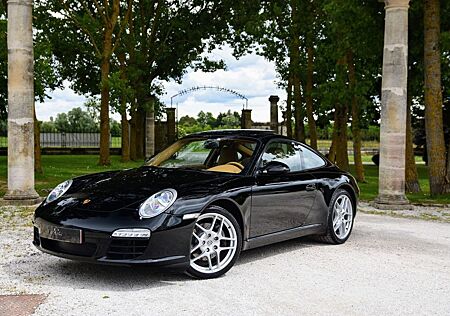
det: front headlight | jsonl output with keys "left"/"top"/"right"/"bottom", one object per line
{"left": 46, "top": 180, "right": 73, "bottom": 203}
{"left": 139, "top": 189, "right": 177, "bottom": 219}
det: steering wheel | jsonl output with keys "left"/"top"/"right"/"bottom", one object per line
{"left": 226, "top": 162, "right": 245, "bottom": 170}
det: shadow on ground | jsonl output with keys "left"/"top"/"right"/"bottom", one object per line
{"left": 3, "top": 236, "right": 330, "bottom": 292}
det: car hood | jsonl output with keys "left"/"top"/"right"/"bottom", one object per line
{"left": 47, "top": 167, "right": 239, "bottom": 213}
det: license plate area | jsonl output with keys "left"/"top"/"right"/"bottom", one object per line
{"left": 37, "top": 222, "right": 82, "bottom": 244}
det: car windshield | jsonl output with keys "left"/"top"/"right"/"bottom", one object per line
{"left": 146, "top": 137, "right": 258, "bottom": 174}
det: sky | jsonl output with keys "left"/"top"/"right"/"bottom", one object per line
{"left": 35, "top": 45, "right": 286, "bottom": 123}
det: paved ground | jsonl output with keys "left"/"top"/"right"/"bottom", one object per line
{"left": 0, "top": 207, "right": 449, "bottom": 315}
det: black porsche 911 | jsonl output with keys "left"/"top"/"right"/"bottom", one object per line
{"left": 33, "top": 129, "right": 359, "bottom": 279}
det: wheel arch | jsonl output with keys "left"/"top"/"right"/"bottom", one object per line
{"left": 204, "top": 198, "right": 245, "bottom": 237}
{"left": 335, "top": 183, "right": 358, "bottom": 212}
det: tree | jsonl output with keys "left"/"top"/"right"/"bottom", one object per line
{"left": 40, "top": 0, "right": 132, "bottom": 165}
{"left": 424, "top": 0, "right": 447, "bottom": 195}
{"left": 53, "top": 107, "right": 99, "bottom": 132}
{"left": 116, "top": 0, "right": 233, "bottom": 159}
{"left": 314, "top": 0, "right": 382, "bottom": 175}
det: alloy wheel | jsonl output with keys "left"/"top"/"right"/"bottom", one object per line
{"left": 190, "top": 213, "right": 238, "bottom": 274}
{"left": 332, "top": 195, "right": 353, "bottom": 239}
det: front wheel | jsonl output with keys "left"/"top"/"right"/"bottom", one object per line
{"left": 185, "top": 206, "right": 242, "bottom": 279}
{"left": 315, "top": 189, "right": 355, "bottom": 244}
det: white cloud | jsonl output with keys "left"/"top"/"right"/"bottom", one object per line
{"left": 36, "top": 82, "right": 88, "bottom": 121}
{"left": 36, "top": 45, "right": 286, "bottom": 123}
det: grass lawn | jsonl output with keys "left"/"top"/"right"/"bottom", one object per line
{"left": 0, "top": 155, "right": 448, "bottom": 204}
{"left": 351, "top": 165, "right": 450, "bottom": 204}
{"left": 315, "top": 139, "right": 380, "bottom": 149}
{"left": 0, "top": 155, "right": 142, "bottom": 197}
{"left": 348, "top": 154, "right": 423, "bottom": 164}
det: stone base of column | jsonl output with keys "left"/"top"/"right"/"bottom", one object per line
{"left": 371, "top": 194, "right": 412, "bottom": 210}
{"left": 3, "top": 189, "right": 42, "bottom": 206}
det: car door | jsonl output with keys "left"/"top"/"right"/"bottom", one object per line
{"left": 250, "top": 139, "right": 318, "bottom": 238}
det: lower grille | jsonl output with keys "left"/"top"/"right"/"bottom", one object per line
{"left": 40, "top": 238, "right": 97, "bottom": 257}
{"left": 106, "top": 238, "right": 149, "bottom": 260}
{"left": 34, "top": 227, "right": 40, "bottom": 246}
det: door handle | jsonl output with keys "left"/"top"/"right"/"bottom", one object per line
{"left": 306, "top": 184, "right": 316, "bottom": 191}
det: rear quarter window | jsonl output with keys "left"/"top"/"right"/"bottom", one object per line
{"left": 301, "top": 146, "right": 325, "bottom": 170}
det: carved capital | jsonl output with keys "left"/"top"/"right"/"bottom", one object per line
{"left": 269, "top": 95, "right": 280, "bottom": 103}
{"left": 384, "top": 0, "right": 410, "bottom": 9}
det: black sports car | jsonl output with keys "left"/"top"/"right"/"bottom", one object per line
{"left": 33, "top": 130, "right": 359, "bottom": 279}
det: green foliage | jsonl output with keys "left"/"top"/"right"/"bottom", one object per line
{"left": 39, "top": 106, "right": 120, "bottom": 134}
{"left": 229, "top": 0, "right": 384, "bottom": 132}
{"left": 177, "top": 110, "right": 241, "bottom": 137}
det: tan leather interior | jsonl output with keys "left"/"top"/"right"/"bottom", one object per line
{"left": 217, "top": 146, "right": 238, "bottom": 165}
{"left": 207, "top": 164, "right": 242, "bottom": 173}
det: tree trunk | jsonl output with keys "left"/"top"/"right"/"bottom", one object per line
{"left": 121, "top": 113, "right": 130, "bottom": 162}
{"left": 286, "top": 74, "right": 293, "bottom": 138}
{"left": 334, "top": 103, "right": 349, "bottom": 171}
{"left": 98, "top": 33, "right": 113, "bottom": 166}
{"left": 347, "top": 51, "right": 365, "bottom": 182}
{"left": 118, "top": 53, "right": 130, "bottom": 162}
{"left": 290, "top": 0, "right": 305, "bottom": 143}
{"left": 424, "top": 0, "right": 447, "bottom": 195}
{"left": 135, "top": 106, "right": 145, "bottom": 160}
{"left": 34, "top": 105, "right": 43, "bottom": 174}
{"left": 405, "top": 95, "right": 420, "bottom": 193}
{"left": 306, "top": 45, "right": 317, "bottom": 149}
{"left": 328, "top": 117, "right": 338, "bottom": 163}
{"left": 333, "top": 56, "right": 349, "bottom": 171}
{"left": 145, "top": 96, "right": 156, "bottom": 158}
{"left": 293, "top": 74, "right": 305, "bottom": 143}
{"left": 129, "top": 107, "right": 137, "bottom": 161}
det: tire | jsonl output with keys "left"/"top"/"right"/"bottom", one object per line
{"left": 314, "top": 189, "right": 355, "bottom": 244}
{"left": 185, "top": 206, "right": 242, "bottom": 279}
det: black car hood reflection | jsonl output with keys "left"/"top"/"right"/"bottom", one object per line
{"left": 55, "top": 166, "right": 238, "bottom": 213}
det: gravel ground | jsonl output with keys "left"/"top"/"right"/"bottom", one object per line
{"left": 1, "top": 206, "right": 449, "bottom": 315}
{"left": 359, "top": 201, "right": 450, "bottom": 222}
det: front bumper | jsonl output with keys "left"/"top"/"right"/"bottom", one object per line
{"left": 33, "top": 213, "right": 195, "bottom": 270}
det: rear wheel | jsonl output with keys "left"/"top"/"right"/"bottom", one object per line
{"left": 185, "top": 206, "right": 242, "bottom": 279}
{"left": 315, "top": 189, "right": 355, "bottom": 244}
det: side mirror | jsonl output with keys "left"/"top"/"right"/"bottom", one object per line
{"left": 258, "top": 161, "right": 290, "bottom": 175}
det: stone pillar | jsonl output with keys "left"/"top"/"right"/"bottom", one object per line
{"left": 145, "top": 106, "right": 155, "bottom": 159}
{"left": 269, "top": 95, "right": 279, "bottom": 133}
{"left": 281, "top": 110, "right": 287, "bottom": 136}
{"left": 166, "top": 108, "right": 176, "bottom": 145}
{"left": 373, "top": 0, "right": 410, "bottom": 210}
{"left": 241, "top": 109, "right": 252, "bottom": 129}
{"left": 4, "top": 0, "right": 40, "bottom": 203}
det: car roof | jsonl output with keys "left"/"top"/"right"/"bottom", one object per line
{"left": 186, "top": 129, "right": 280, "bottom": 139}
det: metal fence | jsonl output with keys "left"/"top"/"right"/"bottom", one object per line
{"left": 0, "top": 130, "right": 122, "bottom": 148}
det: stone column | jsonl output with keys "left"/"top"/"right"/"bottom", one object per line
{"left": 166, "top": 108, "right": 176, "bottom": 145}
{"left": 145, "top": 100, "right": 155, "bottom": 159}
{"left": 281, "top": 110, "right": 287, "bottom": 136}
{"left": 269, "top": 95, "right": 279, "bottom": 133}
{"left": 241, "top": 109, "right": 252, "bottom": 129}
{"left": 4, "top": 0, "right": 40, "bottom": 203}
{"left": 373, "top": 0, "right": 410, "bottom": 209}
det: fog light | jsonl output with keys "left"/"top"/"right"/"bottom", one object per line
{"left": 112, "top": 228, "right": 151, "bottom": 238}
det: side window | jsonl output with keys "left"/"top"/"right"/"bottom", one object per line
{"left": 300, "top": 146, "right": 325, "bottom": 170}
{"left": 260, "top": 141, "right": 302, "bottom": 172}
